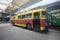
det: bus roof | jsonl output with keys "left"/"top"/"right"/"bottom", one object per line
{"left": 18, "top": 9, "right": 46, "bottom": 15}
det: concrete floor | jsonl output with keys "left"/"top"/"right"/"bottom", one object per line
{"left": 0, "top": 23, "right": 60, "bottom": 40}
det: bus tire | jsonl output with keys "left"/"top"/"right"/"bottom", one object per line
{"left": 26, "top": 23, "right": 32, "bottom": 30}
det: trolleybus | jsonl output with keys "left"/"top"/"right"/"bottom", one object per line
{"left": 11, "top": 9, "right": 49, "bottom": 31}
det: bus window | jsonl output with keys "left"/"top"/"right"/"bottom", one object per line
{"left": 26, "top": 14, "right": 32, "bottom": 18}
{"left": 22, "top": 15, "right": 25, "bottom": 19}
{"left": 28, "top": 14, "right": 32, "bottom": 18}
{"left": 42, "top": 11, "right": 48, "bottom": 18}
{"left": 52, "top": 13, "right": 60, "bottom": 18}
{"left": 18, "top": 15, "right": 22, "bottom": 19}
{"left": 34, "top": 12, "right": 39, "bottom": 19}
{"left": 56, "top": 13, "right": 60, "bottom": 18}
{"left": 13, "top": 17, "right": 15, "bottom": 19}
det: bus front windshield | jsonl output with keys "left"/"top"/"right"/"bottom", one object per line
{"left": 42, "top": 11, "right": 48, "bottom": 18}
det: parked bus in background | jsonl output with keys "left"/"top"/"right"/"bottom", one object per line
{"left": 48, "top": 9, "right": 60, "bottom": 26}
{"left": 11, "top": 9, "right": 49, "bottom": 32}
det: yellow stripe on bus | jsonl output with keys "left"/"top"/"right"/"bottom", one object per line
{"left": 15, "top": 24, "right": 26, "bottom": 27}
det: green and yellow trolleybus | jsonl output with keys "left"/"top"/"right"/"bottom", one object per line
{"left": 48, "top": 9, "right": 60, "bottom": 26}
{"left": 11, "top": 9, "right": 49, "bottom": 32}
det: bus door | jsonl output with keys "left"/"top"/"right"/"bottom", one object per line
{"left": 33, "top": 12, "right": 40, "bottom": 29}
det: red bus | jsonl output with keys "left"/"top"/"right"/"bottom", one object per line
{"left": 11, "top": 9, "right": 49, "bottom": 32}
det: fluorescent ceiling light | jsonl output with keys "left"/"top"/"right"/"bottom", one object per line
{"left": 0, "top": 4, "right": 7, "bottom": 10}
{"left": 0, "top": 0, "right": 12, "bottom": 10}
{"left": 0, "top": 0, "right": 11, "bottom": 5}
{"left": 21, "top": 0, "right": 60, "bottom": 11}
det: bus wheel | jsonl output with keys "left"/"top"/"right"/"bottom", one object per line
{"left": 26, "top": 24, "right": 32, "bottom": 30}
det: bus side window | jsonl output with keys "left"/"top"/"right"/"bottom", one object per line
{"left": 28, "top": 14, "right": 32, "bottom": 18}
{"left": 18, "top": 15, "right": 22, "bottom": 19}
{"left": 34, "top": 12, "right": 39, "bottom": 19}
{"left": 25, "top": 15, "right": 27, "bottom": 18}
{"left": 22, "top": 15, "right": 25, "bottom": 19}
{"left": 26, "top": 14, "right": 32, "bottom": 18}
{"left": 13, "top": 17, "right": 15, "bottom": 19}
